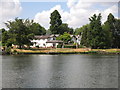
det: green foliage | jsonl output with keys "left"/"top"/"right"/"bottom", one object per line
{"left": 115, "top": 19, "right": 120, "bottom": 48}
{"left": 1, "top": 12, "right": 120, "bottom": 49}
{"left": 30, "top": 22, "right": 46, "bottom": 35}
{"left": 50, "top": 10, "right": 62, "bottom": 34}
{"left": 57, "top": 32, "right": 72, "bottom": 44}
{"left": 80, "top": 13, "right": 120, "bottom": 49}
{"left": 5, "top": 47, "right": 11, "bottom": 54}
{"left": 102, "top": 24, "right": 112, "bottom": 48}
{"left": 2, "top": 30, "right": 13, "bottom": 46}
{"left": 57, "top": 44, "right": 62, "bottom": 48}
{"left": 2, "top": 18, "right": 46, "bottom": 48}
{"left": 64, "top": 45, "right": 76, "bottom": 48}
{"left": 75, "top": 26, "right": 84, "bottom": 35}
{"left": 50, "top": 10, "right": 73, "bottom": 35}
{"left": 46, "top": 29, "right": 52, "bottom": 35}
{"left": 103, "top": 13, "right": 120, "bottom": 48}
{"left": 79, "top": 14, "right": 107, "bottom": 49}
{"left": 77, "top": 24, "right": 90, "bottom": 47}
{"left": 86, "top": 14, "right": 106, "bottom": 49}
{"left": 5, "top": 18, "right": 32, "bottom": 48}
{"left": 58, "top": 23, "right": 74, "bottom": 34}
{"left": 78, "top": 45, "right": 84, "bottom": 48}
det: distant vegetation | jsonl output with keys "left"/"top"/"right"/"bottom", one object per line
{"left": 75, "top": 13, "right": 120, "bottom": 49}
{"left": 1, "top": 10, "right": 120, "bottom": 49}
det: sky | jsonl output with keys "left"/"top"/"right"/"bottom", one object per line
{"left": 0, "top": 0, "right": 119, "bottom": 29}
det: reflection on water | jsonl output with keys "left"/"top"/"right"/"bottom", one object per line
{"left": 2, "top": 54, "right": 118, "bottom": 88}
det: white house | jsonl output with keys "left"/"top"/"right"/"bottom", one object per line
{"left": 31, "top": 35, "right": 63, "bottom": 48}
{"left": 31, "top": 34, "right": 82, "bottom": 48}
{"left": 71, "top": 35, "right": 82, "bottom": 45}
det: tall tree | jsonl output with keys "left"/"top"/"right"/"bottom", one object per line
{"left": 115, "top": 19, "right": 120, "bottom": 48}
{"left": 88, "top": 13, "right": 106, "bottom": 49}
{"left": 104, "top": 13, "right": 120, "bottom": 48}
{"left": 50, "top": 10, "right": 62, "bottom": 34}
{"left": 80, "top": 24, "right": 90, "bottom": 47}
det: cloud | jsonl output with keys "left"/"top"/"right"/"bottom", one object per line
{"left": 101, "top": 5, "right": 118, "bottom": 23}
{"left": 0, "top": 0, "right": 22, "bottom": 29}
{"left": 34, "top": 5, "right": 63, "bottom": 29}
{"left": 34, "top": 0, "right": 118, "bottom": 29}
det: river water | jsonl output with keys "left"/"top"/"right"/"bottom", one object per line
{"left": 2, "top": 54, "right": 118, "bottom": 88}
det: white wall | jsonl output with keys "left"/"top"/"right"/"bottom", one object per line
{"left": 31, "top": 39, "right": 54, "bottom": 48}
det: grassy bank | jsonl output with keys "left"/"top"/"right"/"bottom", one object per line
{"left": 11, "top": 48, "right": 120, "bottom": 55}
{"left": 0, "top": 41, "right": 2, "bottom": 46}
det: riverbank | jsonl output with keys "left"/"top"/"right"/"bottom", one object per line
{"left": 10, "top": 48, "right": 120, "bottom": 55}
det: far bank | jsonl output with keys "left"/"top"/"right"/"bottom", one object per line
{"left": 3, "top": 48, "right": 120, "bottom": 55}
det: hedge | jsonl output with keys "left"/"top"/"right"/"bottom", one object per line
{"left": 64, "top": 45, "right": 76, "bottom": 48}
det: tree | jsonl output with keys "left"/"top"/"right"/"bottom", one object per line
{"left": 24, "top": 19, "right": 46, "bottom": 35}
{"left": 50, "top": 10, "right": 62, "bottom": 34}
{"left": 88, "top": 13, "right": 106, "bottom": 49}
{"left": 104, "top": 13, "right": 120, "bottom": 48}
{"left": 0, "top": 28, "right": 5, "bottom": 41}
{"left": 115, "top": 19, "right": 120, "bottom": 48}
{"left": 30, "top": 22, "right": 46, "bottom": 35}
{"left": 2, "top": 30, "right": 9, "bottom": 46}
{"left": 57, "top": 32, "right": 71, "bottom": 44}
{"left": 58, "top": 23, "right": 74, "bottom": 35}
{"left": 46, "top": 29, "right": 52, "bottom": 35}
{"left": 5, "top": 18, "right": 34, "bottom": 48}
{"left": 102, "top": 23, "right": 112, "bottom": 48}
{"left": 79, "top": 24, "right": 90, "bottom": 47}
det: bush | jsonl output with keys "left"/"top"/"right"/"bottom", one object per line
{"left": 12, "top": 50, "right": 18, "bottom": 54}
{"left": 78, "top": 45, "right": 84, "bottom": 48}
{"left": 5, "top": 47, "right": 11, "bottom": 54}
{"left": 64, "top": 45, "right": 76, "bottom": 48}
{"left": 57, "top": 44, "right": 62, "bottom": 48}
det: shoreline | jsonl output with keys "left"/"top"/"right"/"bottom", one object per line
{"left": 2, "top": 48, "right": 119, "bottom": 55}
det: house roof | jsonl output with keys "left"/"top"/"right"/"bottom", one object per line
{"left": 34, "top": 35, "right": 51, "bottom": 39}
{"left": 34, "top": 34, "right": 60, "bottom": 39}
{"left": 46, "top": 40, "right": 63, "bottom": 43}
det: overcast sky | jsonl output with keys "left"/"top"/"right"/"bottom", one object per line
{"left": 0, "top": 0, "right": 119, "bottom": 29}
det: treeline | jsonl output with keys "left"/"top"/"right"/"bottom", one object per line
{"left": 1, "top": 10, "right": 74, "bottom": 48}
{"left": 75, "top": 13, "right": 120, "bottom": 49}
{"left": 1, "top": 10, "right": 120, "bottom": 49}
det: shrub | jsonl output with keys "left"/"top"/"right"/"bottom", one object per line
{"left": 78, "top": 45, "right": 84, "bottom": 48}
{"left": 64, "top": 45, "right": 76, "bottom": 48}
{"left": 57, "top": 44, "right": 62, "bottom": 48}
{"left": 5, "top": 47, "right": 11, "bottom": 54}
